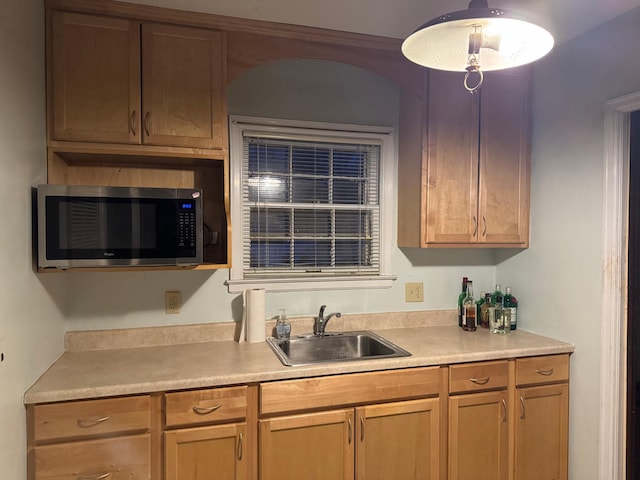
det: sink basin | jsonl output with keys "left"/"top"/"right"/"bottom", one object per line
{"left": 266, "top": 330, "right": 411, "bottom": 366}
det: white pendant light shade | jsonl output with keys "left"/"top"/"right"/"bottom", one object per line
{"left": 401, "top": 4, "right": 554, "bottom": 73}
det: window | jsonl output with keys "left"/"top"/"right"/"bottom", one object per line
{"left": 228, "top": 116, "right": 395, "bottom": 292}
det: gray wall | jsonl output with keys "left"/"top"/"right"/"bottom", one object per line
{"left": 0, "top": 0, "right": 67, "bottom": 478}
{"left": 497, "top": 6, "right": 640, "bottom": 478}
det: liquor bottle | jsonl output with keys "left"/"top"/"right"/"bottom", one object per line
{"left": 462, "top": 281, "right": 477, "bottom": 331}
{"left": 458, "top": 277, "right": 468, "bottom": 328}
{"left": 479, "top": 292, "right": 492, "bottom": 329}
{"left": 476, "top": 292, "right": 485, "bottom": 327}
{"left": 490, "top": 293, "right": 508, "bottom": 334}
{"left": 491, "top": 284, "right": 504, "bottom": 307}
{"left": 504, "top": 287, "right": 518, "bottom": 330}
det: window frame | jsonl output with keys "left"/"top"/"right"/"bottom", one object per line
{"left": 227, "top": 115, "right": 396, "bottom": 292}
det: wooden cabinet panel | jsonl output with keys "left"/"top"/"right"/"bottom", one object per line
{"left": 165, "top": 423, "right": 246, "bottom": 480}
{"left": 397, "top": 68, "right": 531, "bottom": 248}
{"left": 478, "top": 68, "right": 531, "bottom": 245}
{"left": 356, "top": 398, "right": 439, "bottom": 480}
{"left": 31, "top": 395, "right": 150, "bottom": 443}
{"left": 514, "top": 384, "right": 569, "bottom": 480}
{"left": 260, "top": 367, "right": 440, "bottom": 415}
{"left": 49, "top": 11, "right": 140, "bottom": 144}
{"left": 449, "top": 360, "right": 509, "bottom": 394}
{"left": 425, "top": 71, "right": 479, "bottom": 245}
{"left": 515, "top": 354, "right": 570, "bottom": 386}
{"left": 141, "top": 24, "right": 226, "bottom": 149}
{"left": 449, "top": 390, "right": 509, "bottom": 480}
{"left": 165, "top": 386, "right": 247, "bottom": 427}
{"left": 32, "top": 434, "right": 150, "bottom": 480}
{"left": 260, "top": 409, "right": 354, "bottom": 480}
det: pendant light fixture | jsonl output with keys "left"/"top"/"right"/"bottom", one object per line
{"left": 401, "top": 0, "right": 554, "bottom": 92}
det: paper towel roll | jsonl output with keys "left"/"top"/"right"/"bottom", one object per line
{"left": 241, "top": 288, "right": 266, "bottom": 343}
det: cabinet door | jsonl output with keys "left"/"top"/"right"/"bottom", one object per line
{"left": 478, "top": 67, "right": 531, "bottom": 245}
{"left": 425, "top": 70, "right": 480, "bottom": 244}
{"left": 449, "top": 390, "right": 508, "bottom": 480}
{"left": 142, "top": 24, "right": 225, "bottom": 149}
{"left": 259, "top": 409, "right": 354, "bottom": 480}
{"left": 49, "top": 11, "right": 141, "bottom": 144}
{"left": 165, "top": 423, "right": 247, "bottom": 480}
{"left": 356, "top": 398, "right": 439, "bottom": 480}
{"left": 514, "top": 384, "right": 569, "bottom": 480}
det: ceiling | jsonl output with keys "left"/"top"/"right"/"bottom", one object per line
{"left": 126, "top": 0, "right": 640, "bottom": 45}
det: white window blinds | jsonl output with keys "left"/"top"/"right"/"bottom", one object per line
{"left": 242, "top": 134, "right": 381, "bottom": 278}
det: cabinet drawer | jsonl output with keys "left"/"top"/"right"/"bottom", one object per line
{"left": 260, "top": 367, "right": 440, "bottom": 416}
{"left": 33, "top": 434, "right": 150, "bottom": 480}
{"left": 165, "top": 385, "right": 247, "bottom": 427}
{"left": 31, "top": 395, "right": 150, "bottom": 443}
{"left": 449, "top": 360, "right": 509, "bottom": 394}
{"left": 516, "top": 354, "right": 570, "bottom": 386}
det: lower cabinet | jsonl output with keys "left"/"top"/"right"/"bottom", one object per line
{"left": 259, "top": 409, "right": 354, "bottom": 480}
{"left": 259, "top": 398, "right": 440, "bottom": 480}
{"left": 26, "top": 355, "right": 570, "bottom": 480}
{"left": 355, "top": 398, "right": 440, "bottom": 480}
{"left": 165, "top": 423, "right": 247, "bottom": 480}
{"left": 514, "top": 355, "right": 570, "bottom": 480}
{"left": 449, "top": 390, "right": 509, "bottom": 480}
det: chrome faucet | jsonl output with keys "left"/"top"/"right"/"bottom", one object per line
{"left": 314, "top": 305, "right": 342, "bottom": 336}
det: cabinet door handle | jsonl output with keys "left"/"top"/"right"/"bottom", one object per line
{"left": 237, "top": 432, "right": 243, "bottom": 461}
{"left": 77, "top": 472, "right": 111, "bottom": 480}
{"left": 192, "top": 404, "right": 222, "bottom": 415}
{"left": 360, "top": 416, "right": 365, "bottom": 442}
{"left": 535, "top": 368, "right": 554, "bottom": 376}
{"left": 482, "top": 216, "right": 487, "bottom": 236}
{"left": 469, "top": 376, "right": 490, "bottom": 385}
{"left": 520, "top": 396, "right": 526, "bottom": 420}
{"left": 472, "top": 216, "right": 478, "bottom": 237}
{"left": 501, "top": 399, "right": 507, "bottom": 423}
{"left": 76, "top": 416, "right": 110, "bottom": 428}
{"left": 144, "top": 111, "right": 151, "bottom": 137}
{"left": 348, "top": 418, "right": 352, "bottom": 444}
{"left": 129, "top": 110, "right": 136, "bottom": 136}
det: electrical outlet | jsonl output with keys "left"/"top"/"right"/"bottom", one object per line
{"left": 165, "top": 291, "right": 181, "bottom": 314}
{"left": 405, "top": 282, "right": 424, "bottom": 302}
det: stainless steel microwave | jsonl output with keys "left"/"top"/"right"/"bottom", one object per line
{"left": 36, "top": 185, "right": 203, "bottom": 269}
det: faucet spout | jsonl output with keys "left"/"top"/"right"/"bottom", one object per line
{"left": 314, "top": 305, "right": 342, "bottom": 336}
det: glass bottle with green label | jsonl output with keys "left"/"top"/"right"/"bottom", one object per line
{"left": 504, "top": 287, "right": 518, "bottom": 330}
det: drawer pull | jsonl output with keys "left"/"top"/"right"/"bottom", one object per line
{"left": 192, "top": 404, "right": 222, "bottom": 415}
{"left": 76, "top": 416, "right": 110, "bottom": 428}
{"left": 520, "top": 396, "right": 526, "bottom": 420}
{"left": 360, "top": 416, "right": 365, "bottom": 442}
{"left": 501, "top": 399, "right": 507, "bottom": 423}
{"left": 469, "top": 376, "right": 490, "bottom": 385}
{"left": 535, "top": 368, "right": 554, "bottom": 376}
{"left": 348, "top": 418, "right": 352, "bottom": 444}
{"left": 77, "top": 472, "right": 111, "bottom": 480}
{"left": 237, "top": 432, "right": 243, "bottom": 461}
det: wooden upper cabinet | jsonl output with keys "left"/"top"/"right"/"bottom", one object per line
{"left": 478, "top": 68, "right": 531, "bottom": 246}
{"left": 49, "top": 11, "right": 141, "bottom": 144}
{"left": 141, "top": 24, "right": 225, "bottom": 149}
{"left": 48, "top": 11, "right": 226, "bottom": 150}
{"left": 424, "top": 71, "right": 480, "bottom": 245}
{"left": 397, "top": 67, "right": 531, "bottom": 248}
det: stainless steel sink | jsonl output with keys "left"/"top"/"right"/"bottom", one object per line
{"left": 266, "top": 330, "right": 411, "bottom": 366}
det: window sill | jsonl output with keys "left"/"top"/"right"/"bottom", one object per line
{"left": 226, "top": 275, "right": 396, "bottom": 293}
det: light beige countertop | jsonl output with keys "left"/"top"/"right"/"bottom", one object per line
{"left": 24, "top": 316, "right": 574, "bottom": 405}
